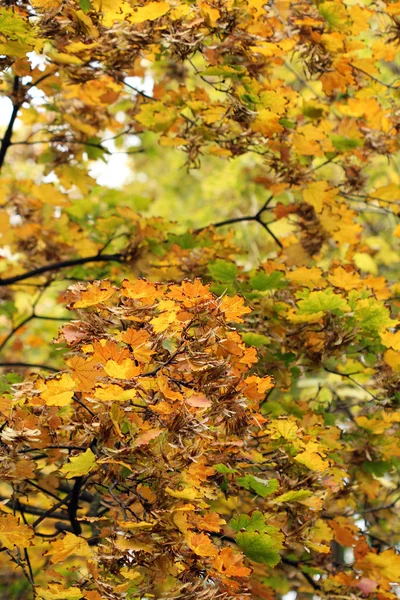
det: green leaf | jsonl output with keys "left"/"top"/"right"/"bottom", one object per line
{"left": 85, "top": 137, "right": 107, "bottom": 161}
{"left": 354, "top": 297, "right": 393, "bottom": 334}
{"left": 296, "top": 289, "right": 349, "bottom": 315}
{"left": 161, "top": 338, "right": 176, "bottom": 353}
{"left": 229, "top": 511, "right": 280, "bottom": 534}
{"left": 201, "top": 65, "right": 246, "bottom": 79}
{"left": 168, "top": 232, "right": 198, "bottom": 249}
{"left": 230, "top": 511, "right": 266, "bottom": 533}
{"left": 79, "top": 0, "right": 92, "bottom": 13}
{"left": 279, "top": 118, "right": 296, "bottom": 129}
{"left": 210, "top": 282, "right": 236, "bottom": 297}
{"left": 362, "top": 461, "right": 392, "bottom": 477}
{"left": 60, "top": 448, "right": 96, "bottom": 479}
{"left": 208, "top": 259, "right": 238, "bottom": 283}
{"left": 273, "top": 490, "right": 313, "bottom": 503}
{"left": 0, "top": 300, "right": 17, "bottom": 319}
{"left": 236, "top": 531, "right": 283, "bottom": 566}
{"left": 302, "top": 105, "right": 324, "bottom": 119}
{"left": 241, "top": 333, "right": 270, "bottom": 347}
{"left": 249, "top": 271, "right": 286, "bottom": 291}
{"left": 0, "top": 373, "right": 23, "bottom": 395}
{"left": 237, "top": 476, "right": 279, "bottom": 498}
{"left": 214, "top": 463, "right": 237, "bottom": 474}
{"left": 330, "top": 135, "right": 363, "bottom": 151}
{"left": 301, "top": 565, "right": 326, "bottom": 576}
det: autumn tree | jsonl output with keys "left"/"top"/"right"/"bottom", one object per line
{"left": 0, "top": 0, "right": 400, "bottom": 599}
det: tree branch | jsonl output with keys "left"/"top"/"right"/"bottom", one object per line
{"left": 0, "top": 253, "right": 125, "bottom": 287}
{"left": 0, "top": 76, "right": 20, "bottom": 171}
{"left": 0, "top": 362, "right": 59, "bottom": 372}
{"left": 68, "top": 477, "right": 83, "bottom": 535}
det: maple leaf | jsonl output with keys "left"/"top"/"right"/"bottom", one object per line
{"left": 129, "top": 1, "right": 170, "bottom": 23}
{"left": 104, "top": 358, "right": 141, "bottom": 379}
{"left": 194, "top": 512, "right": 226, "bottom": 533}
{"left": 45, "top": 532, "right": 91, "bottom": 563}
{"left": 93, "top": 383, "right": 138, "bottom": 402}
{"left": 60, "top": 448, "right": 96, "bottom": 479}
{"left": 37, "top": 373, "right": 75, "bottom": 407}
{"left": 36, "top": 585, "right": 83, "bottom": 600}
{"left": 236, "top": 531, "right": 283, "bottom": 567}
{"left": 213, "top": 547, "right": 251, "bottom": 577}
{"left": 237, "top": 475, "right": 279, "bottom": 498}
{"left": 2, "top": 0, "right": 400, "bottom": 593}
{"left": 303, "top": 181, "right": 337, "bottom": 213}
{"left": 186, "top": 532, "right": 219, "bottom": 557}
{"left": 121, "top": 279, "right": 160, "bottom": 304}
{"left": 67, "top": 355, "right": 103, "bottom": 391}
{"left": 220, "top": 295, "right": 252, "bottom": 323}
{"left": 363, "top": 549, "right": 400, "bottom": 582}
{"left": 0, "top": 515, "right": 33, "bottom": 549}
{"left": 72, "top": 280, "right": 115, "bottom": 308}
{"left": 294, "top": 442, "right": 330, "bottom": 472}
{"left": 328, "top": 266, "right": 362, "bottom": 291}
{"left": 230, "top": 511, "right": 280, "bottom": 534}
{"left": 134, "top": 428, "right": 163, "bottom": 446}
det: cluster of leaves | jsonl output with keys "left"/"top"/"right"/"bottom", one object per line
{"left": 0, "top": 0, "right": 400, "bottom": 599}
{"left": 0, "top": 278, "right": 275, "bottom": 599}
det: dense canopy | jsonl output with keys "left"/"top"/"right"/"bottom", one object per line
{"left": 0, "top": 1, "right": 400, "bottom": 599}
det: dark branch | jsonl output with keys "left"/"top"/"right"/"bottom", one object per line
{"left": 195, "top": 194, "right": 282, "bottom": 247}
{"left": 0, "top": 76, "right": 20, "bottom": 171}
{"left": 0, "top": 496, "right": 69, "bottom": 521}
{"left": 0, "top": 253, "right": 125, "bottom": 287}
{"left": 0, "top": 362, "right": 59, "bottom": 372}
{"left": 68, "top": 477, "right": 83, "bottom": 535}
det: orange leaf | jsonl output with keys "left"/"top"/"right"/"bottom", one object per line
{"left": 213, "top": 547, "right": 251, "bottom": 577}
{"left": 186, "top": 532, "right": 219, "bottom": 557}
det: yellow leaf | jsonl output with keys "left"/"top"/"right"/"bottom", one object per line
{"left": 73, "top": 280, "right": 116, "bottom": 308}
{"left": 328, "top": 266, "right": 362, "bottom": 291}
{"left": 45, "top": 532, "right": 91, "bottom": 563}
{"left": 310, "top": 519, "right": 334, "bottom": 544}
{"left": 294, "top": 442, "right": 330, "bottom": 471}
{"left": 166, "top": 486, "right": 199, "bottom": 501}
{"left": 305, "top": 541, "right": 331, "bottom": 553}
{"left": 118, "top": 521, "right": 155, "bottom": 530}
{"left": 30, "top": 0, "right": 61, "bottom": 7}
{"left": 150, "top": 309, "right": 178, "bottom": 333}
{"left": 129, "top": 1, "right": 170, "bottom": 23}
{"left": 36, "top": 584, "right": 83, "bottom": 600}
{"left": 380, "top": 331, "right": 400, "bottom": 352}
{"left": 93, "top": 384, "right": 138, "bottom": 402}
{"left": 268, "top": 418, "right": 298, "bottom": 440}
{"left": 303, "top": 181, "right": 337, "bottom": 213}
{"left": 0, "top": 515, "right": 33, "bottom": 549}
{"left": 287, "top": 309, "right": 324, "bottom": 324}
{"left": 104, "top": 358, "right": 141, "bottom": 379}
{"left": 286, "top": 267, "right": 326, "bottom": 289}
{"left": 251, "top": 110, "right": 283, "bottom": 137}
{"left": 60, "top": 448, "right": 96, "bottom": 479}
{"left": 38, "top": 373, "right": 75, "bottom": 407}
{"left": 49, "top": 52, "right": 83, "bottom": 65}
{"left": 364, "top": 549, "right": 400, "bottom": 582}
{"left": 92, "top": 0, "right": 133, "bottom": 26}
{"left": 353, "top": 253, "right": 378, "bottom": 275}
{"left": 384, "top": 349, "right": 400, "bottom": 372}
{"left": 64, "top": 115, "right": 97, "bottom": 137}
